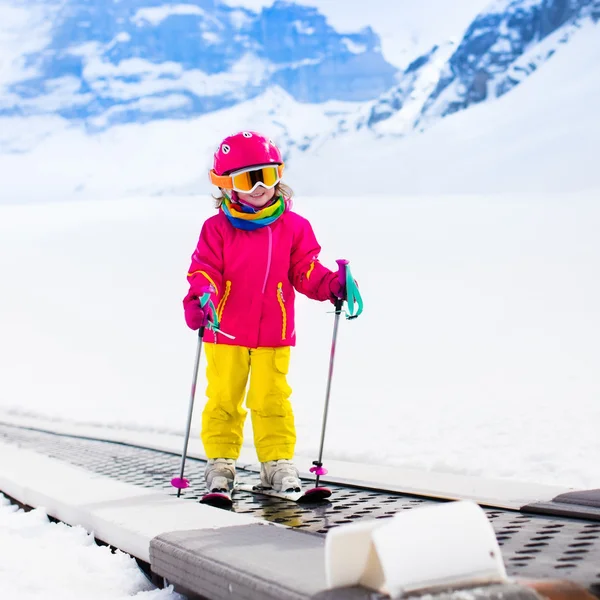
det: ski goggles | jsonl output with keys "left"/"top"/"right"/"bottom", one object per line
{"left": 209, "top": 163, "right": 284, "bottom": 193}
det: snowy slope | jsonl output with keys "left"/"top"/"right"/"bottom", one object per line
{"left": 1, "top": 191, "right": 599, "bottom": 489}
{"left": 292, "top": 16, "right": 600, "bottom": 195}
{"left": 365, "top": 0, "right": 599, "bottom": 134}
{"left": 0, "top": 86, "right": 367, "bottom": 202}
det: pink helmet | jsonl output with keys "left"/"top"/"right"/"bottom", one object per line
{"left": 213, "top": 131, "right": 283, "bottom": 175}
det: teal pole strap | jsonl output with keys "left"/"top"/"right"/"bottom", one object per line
{"left": 199, "top": 291, "right": 235, "bottom": 339}
{"left": 343, "top": 264, "right": 363, "bottom": 319}
{"left": 199, "top": 292, "right": 220, "bottom": 331}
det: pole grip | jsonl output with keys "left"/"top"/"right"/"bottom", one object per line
{"left": 336, "top": 259, "right": 349, "bottom": 287}
{"left": 335, "top": 259, "right": 349, "bottom": 312}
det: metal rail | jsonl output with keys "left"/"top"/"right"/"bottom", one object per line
{"left": 0, "top": 422, "right": 598, "bottom": 595}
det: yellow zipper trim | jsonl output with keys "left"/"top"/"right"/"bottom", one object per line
{"left": 187, "top": 270, "right": 219, "bottom": 296}
{"left": 277, "top": 282, "right": 287, "bottom": 340}
{"left": 306, "top": 261, "right": 315, "bottom": 280}
{"left": 217, "top": 280, "right": 232, "bottom": 321}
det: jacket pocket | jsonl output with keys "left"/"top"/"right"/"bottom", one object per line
{"left": 277, "top": 282, "right": 287, "bottom": 340}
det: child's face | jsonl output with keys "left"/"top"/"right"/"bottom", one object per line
{"left": 236, "top": 185, "right": 276, "bottom": 208}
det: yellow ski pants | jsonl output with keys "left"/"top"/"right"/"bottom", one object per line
{"left": 202, "top": 344, "right": 295, "bottom": 462}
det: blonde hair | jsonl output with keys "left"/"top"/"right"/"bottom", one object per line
{"left": 212, "top": 181, "right": 294, "bottom": 208}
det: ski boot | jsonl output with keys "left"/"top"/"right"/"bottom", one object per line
{"left": 260, "top": 459, "right": 301, "bottom": 493}
{"left": 204, "top": 458, "right": 236, "bottom": 493}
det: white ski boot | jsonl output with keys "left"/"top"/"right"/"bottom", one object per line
{"left": 204, "top": 458, "right": 236, "bottom": 493}
{"left": 260, "top": 459, "right": 301, "bottom": 493}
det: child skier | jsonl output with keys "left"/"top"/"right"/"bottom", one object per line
{"left": 183, "top": 131, "right": 353, "bottom": 496}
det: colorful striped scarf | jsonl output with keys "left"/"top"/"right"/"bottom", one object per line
{"left": 222, "top": 194, "right": 285, "bottom": 231}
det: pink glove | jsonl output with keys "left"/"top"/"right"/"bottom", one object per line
{"left": 329, "top": 274, "right": 346, "bottom": 304}
{"left": 184, "top": 298, "right": 207, "bottom": 330}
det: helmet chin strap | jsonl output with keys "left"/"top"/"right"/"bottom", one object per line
{"left": 221, "top": 189, "right": 241, "bottom": 204}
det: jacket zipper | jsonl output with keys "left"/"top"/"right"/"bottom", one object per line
{"left": 277, "top": 282, "right": 287, "bottom": 340}
{"left": 217, "top": 280, "right": 232, "bottom": 326}
{"left": 262, "top": 227, "right": 273, "bottom": 294}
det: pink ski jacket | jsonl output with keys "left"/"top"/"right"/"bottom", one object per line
{"left": 184, "top": 208, "right": 336, "bottom": 348}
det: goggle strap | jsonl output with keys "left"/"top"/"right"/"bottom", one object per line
{"left": 209, "top": 171, "right": 232, "bottom": 188}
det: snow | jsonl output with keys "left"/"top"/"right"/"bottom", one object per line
{"left": 223, "top": 0, "right": 492, "bottom": 69}
{"left": 341, "top": 37, "right": 366, "bottom": 54}
{"left": 0, "top": 2, "right": 56, "bottom": 88}
{"left": 496, "top": 18, "right": 576, "bottom": 85}
{"left": 0, "top": 494, "right": 182, "bottom": 599}
{"left": 78, "top": 50, "right": 269, "bottom": 102}
{"left": 0, "top": 17, "right": 598, "bottom": 491}
{"left": 1, "top": 192, "right": 599, "bottom": 490}
{"left": 2, "top": 15, "right": 599, "bottom": 200}
{"left": 486, "top": 0, "right": 543, "bottom": 12}
{"left": 294, "top": 16, "right": 600, "bottom": 195}
{"left": 370, "top": 41, "right": 457, "bottom": 136}
{"left": 0, "top": 190, "right": 597, "bottom": 596}
{"left": 0, "top": 2, "right": 598, "bottom": 596}
{"left": 7, "top": 75, "right": 92, "bottom": 113}
{"left": 132, "top": 4, "right": 207, "bottom": 27}
{"left": 293, "top": 19, "right": 315, "bottom": 35}
{"left": 0, "top": 86, "right": 363, "bottom": 202}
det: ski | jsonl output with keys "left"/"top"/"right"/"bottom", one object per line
{"left": 236, "top": 483, "right": 331, "bottom": 503}
{"left": 199, "top": 490, "right": 233, "bottom": 508}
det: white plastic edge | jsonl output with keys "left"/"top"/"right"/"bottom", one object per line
{"left": 0, "top": 439, "right": 262, "bottom": 562}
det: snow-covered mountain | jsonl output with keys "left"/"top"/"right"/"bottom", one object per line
{"left": 4, "top": 0, "right": 597, "bottom": 134}
{"left": 0, "top": 0, "right": 397, "bottom": 127}
{"left": 364, "top": 0, "right": 600, "bottom": 135}
{"left": 0, "top": 0, "right": 598, "bottom": 200}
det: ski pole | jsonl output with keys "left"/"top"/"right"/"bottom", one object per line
{"left": 171, "top": 288, "right": 216, "bottom": 496}
{"left": 171, "top": 324, "right": 205, "bottom": 497}
{"left": 311, "top": 259, "right": 348, "bottom": 488}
